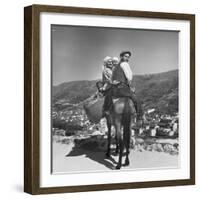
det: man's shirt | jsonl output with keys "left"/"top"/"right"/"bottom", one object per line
{"left": 120, "top": 62, "right": 133, "bottom": 82}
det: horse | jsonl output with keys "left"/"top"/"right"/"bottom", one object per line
{"left": 83, "top": 81, "right": 136, "bottom": 170}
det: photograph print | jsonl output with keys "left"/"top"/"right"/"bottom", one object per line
{"left": 51, "top": 25, "right": 179, "bottom": 173}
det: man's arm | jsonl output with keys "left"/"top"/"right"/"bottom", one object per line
{"left": 120, "top": 62, "right": 133, "bottom": 83}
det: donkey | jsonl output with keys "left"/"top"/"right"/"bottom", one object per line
{"left": 83, "top": 81, "right": 136, "bottom": 169}
{"left": 105, "top": 97, "right": 136, "bottom": 169}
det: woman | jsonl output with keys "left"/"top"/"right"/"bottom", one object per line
{"left": 112, "top": 57, "right": 119, "bottom": 68}
{"left": 101, "top": 56, "right": 113, "bottom": 90}
{"left": 100, "top": 56, "right": 114, "bottom": 117}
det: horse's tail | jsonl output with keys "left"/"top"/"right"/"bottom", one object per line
{"left": 122, "top": 98, "right": 131, "bottom": 145}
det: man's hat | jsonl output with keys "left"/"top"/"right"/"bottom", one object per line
{"left": 120, "top": 51, "right": 132, "bottom": 57}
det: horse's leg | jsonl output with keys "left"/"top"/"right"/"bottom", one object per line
{"left": 115, "top": 134, "right": 119, "bottom": 154}
{"left": 106, "top": 119, "right": 112, "bottom": 158}
{"left": 124, "top": 123, "right": 131, "bottom": 166}
{"left": 122, "top": 99, "right": 133, "bottom": 167}
{"left": 115, "top": 119, "right": 123, "bottom": 170}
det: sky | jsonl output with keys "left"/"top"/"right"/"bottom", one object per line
{"left": 51, "top": 25, "right": 179, "bottom": 86}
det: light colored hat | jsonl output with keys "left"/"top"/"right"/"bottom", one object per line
{"left": 112, "top": 57, "right": 119, "bottom": 62}
{"left": 103, "top": 56, "right": 112, "bottom": 63}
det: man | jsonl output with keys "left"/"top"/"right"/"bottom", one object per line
{"left": 109, "top": 51, "right": 143, "bottom": 121}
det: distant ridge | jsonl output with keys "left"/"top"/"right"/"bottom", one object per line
{"left": 53, "top": 69, "right": 178, "bottom": 87}
{"left": 52, "top": 69, "right": 178, "bottom": 114}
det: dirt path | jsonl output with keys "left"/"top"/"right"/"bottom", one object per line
{"left": 52, "top": 142, "right": 179, "bottom": 173}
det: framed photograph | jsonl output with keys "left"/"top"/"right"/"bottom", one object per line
{"left": 24, "top": 4, "right": 195, "bottom": 194}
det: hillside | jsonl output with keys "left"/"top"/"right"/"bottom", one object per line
{"left": 52, "top": 69, "right": 178, "bottom": 114}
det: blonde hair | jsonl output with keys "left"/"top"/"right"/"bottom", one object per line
{"left": 103, "top": 56, "right": 112, "bottom": 64}
{"left": 112, "top": 57, "right": 119, "bottom": 62}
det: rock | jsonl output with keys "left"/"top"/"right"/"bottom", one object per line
{"left": 173, "top": 123, "right": 178, "bottom": 132}
{"left": 143, "top": 143, "right": 164, "bottom": 152}
{"left": 169, "top": 150, "right": 178, "bottom": 155}
{"left": 52, "top": 135, "right": 61, "bottom": 143}
{"left": 130, "top": 137, "right": 136, "bottom": 149}
{"left": 137, "top": 144, "right": 145, "bottom": 152}
{"left": 173, "top": 143, "right": 179, "bottom": 150}
{"left": 150, "top": 129, "right": 157, "bottom": 137}
{"left": 60, "top": 137, "right": 73, "bottom": 144}
{"left": 92, "top": 130, "right": 104, "bottom": 136}
{"left": 156, "top": 143, "right": 164, "bottom": 152}
{"left": 135, "top": 137, "right": 144, "bottom": 144}
{"left": 163, "top": 144, "right": 176, "bottom": 153}
{"left": 131, "top": 129, "right": 135, "bottom": 136}
{"left": 169, "top": 131, "right": 175, "bottom": 137}
{"left": 132, "top": 145, "right": 138, "bottom": 152}
{"left": 146, "top": 144, "right": 153, "bottom": 151}
{"left": 145, "top": 138, "right": 156, "bottom": 145}
{"left": 151, "top": 143, "right": 158, "bottom": 152}
{"left": 53, "top": 129, "right": 66, "bottom": 136}
{"left": 139, "top": 128, "right": 144, "bottom": 135}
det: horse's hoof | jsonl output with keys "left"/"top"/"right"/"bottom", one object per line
{"left": 115, "top": 165, "right": 121, "bottom": 170}
{"left": 124, "top": 159, "right": 130, "bottom": 166}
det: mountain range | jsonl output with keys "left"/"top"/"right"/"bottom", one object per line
{"left": 52, "top": 69, "right": 178, "bottom": 114}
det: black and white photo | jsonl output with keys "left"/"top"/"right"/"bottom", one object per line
{"left": 51, "top": 25, "right": 179, "bottom": 173}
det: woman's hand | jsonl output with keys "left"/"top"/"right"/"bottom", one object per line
{"left": 131, "top": 87, "right": 135, "bottom": 93}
